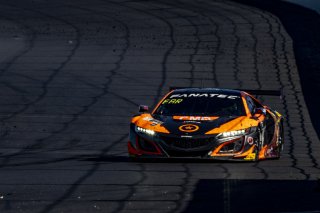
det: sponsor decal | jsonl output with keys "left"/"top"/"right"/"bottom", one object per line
{"left": 179, "top": 124, "right": 199, "bottom": 132}
{"left": 170, "top": 93, "right": 239, "bottom": 99}
{"left": 246, "top": 136, "right": 254, "bottom": 145}
{"left": 275, "top": 110, "right": 282, "bottom": 117}
{"left": 173, "top": 116, "right": 218, "bottom": 121}
{"left": 162, "top": 99, "right": 183, "bottom": 104}
{"left": 244, "top": 153, "right": 256, "bottom": 160}
{"left": 142, "top": 117, "right": 163, "bottom": 125}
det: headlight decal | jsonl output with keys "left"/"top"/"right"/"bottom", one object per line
{"left": 135, "top": 126, "right": 156, "bottom": 136}
{"left": 218, "top": 127, "right": 256, "bottom": 139}
{"left": 221, "top": 129, "right": 246, "bottom": 137}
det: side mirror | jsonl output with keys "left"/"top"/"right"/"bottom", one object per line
{"left": 254, "top": 107, "right": 266, "bottom": 115}
{"left": 139, "top": 105, "right": 149, "bottom": 113}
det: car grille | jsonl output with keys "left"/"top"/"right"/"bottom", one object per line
{"left": 159, "top": 135, "right": 216, "bottom": 150}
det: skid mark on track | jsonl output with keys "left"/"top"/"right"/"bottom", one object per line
{"left": 39, "top": 134, "right": 128, "bottom": 213}
{"left": 0, "top": 14, "right": 36, "bottom": 78}
{"left": 106, "top": 0, "right": 177, "bottom": 107}
{"left": 173, "top": 0, "right": 222, "bottom": 87}
{"left": 193, "top": 0, "right": 243, "bottom": 89}
{"left": 0, "top": 3, "right": 132, "bottom": 166}
{"left": 156, "top": 0, "right": 221, "bottom": 87}
{"left": 0, "top": 2, "right": 81, "bottom": 122}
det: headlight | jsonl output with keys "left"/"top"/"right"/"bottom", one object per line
{"left": 217, "top": 127, "right": 257, "bottom": 139}
{"left": 222, "top": 129, "right": 246, "bottom": 137}
{"left": 135, "top": 126, "right": 155, "bottom": 136}
{"left": 218, "top": 128, "right": 249, "bottom": 139}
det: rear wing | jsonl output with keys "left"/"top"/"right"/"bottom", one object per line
{"left": 169, "top": 87, "right": 283, "bottom": 99}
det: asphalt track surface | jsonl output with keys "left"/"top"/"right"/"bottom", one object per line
{"left": 0, "top": 0, "right": 319, "bottom": 212}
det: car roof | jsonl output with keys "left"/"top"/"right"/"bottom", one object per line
{"left": 171, "top": 88, "right": 242, "bottom": 96}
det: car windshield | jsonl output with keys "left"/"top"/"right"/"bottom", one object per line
{"left": 153, "top": 92, "right": 246, "bottom": 116}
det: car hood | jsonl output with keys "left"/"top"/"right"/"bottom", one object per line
{"left": 132, "top": 114, "right": 248, "bottom": 136}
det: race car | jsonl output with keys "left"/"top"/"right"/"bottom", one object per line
{"left": 128, "top": 88, "right": 284, "bottom": 161}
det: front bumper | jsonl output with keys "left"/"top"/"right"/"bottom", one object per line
{"left": 128, "top": 125, "right": 259, "bottom": 161}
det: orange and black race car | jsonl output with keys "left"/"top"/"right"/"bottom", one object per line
{"left": 128, "top": 88, "right": 284, "bottom": 161}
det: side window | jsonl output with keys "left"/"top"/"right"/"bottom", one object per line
{"left": 245, "top": 96, "right": 256, "bottom": 114}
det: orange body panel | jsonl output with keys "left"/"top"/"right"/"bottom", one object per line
{"left": 205, "top": 116, "right": 261, "bottom": 134}
{"left": 132, "top": 114, "right": 170, "bottom": 134}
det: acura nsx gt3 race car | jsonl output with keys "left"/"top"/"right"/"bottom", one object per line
{"left": 128, "top": 88, "right": 284, "bottom": 161}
